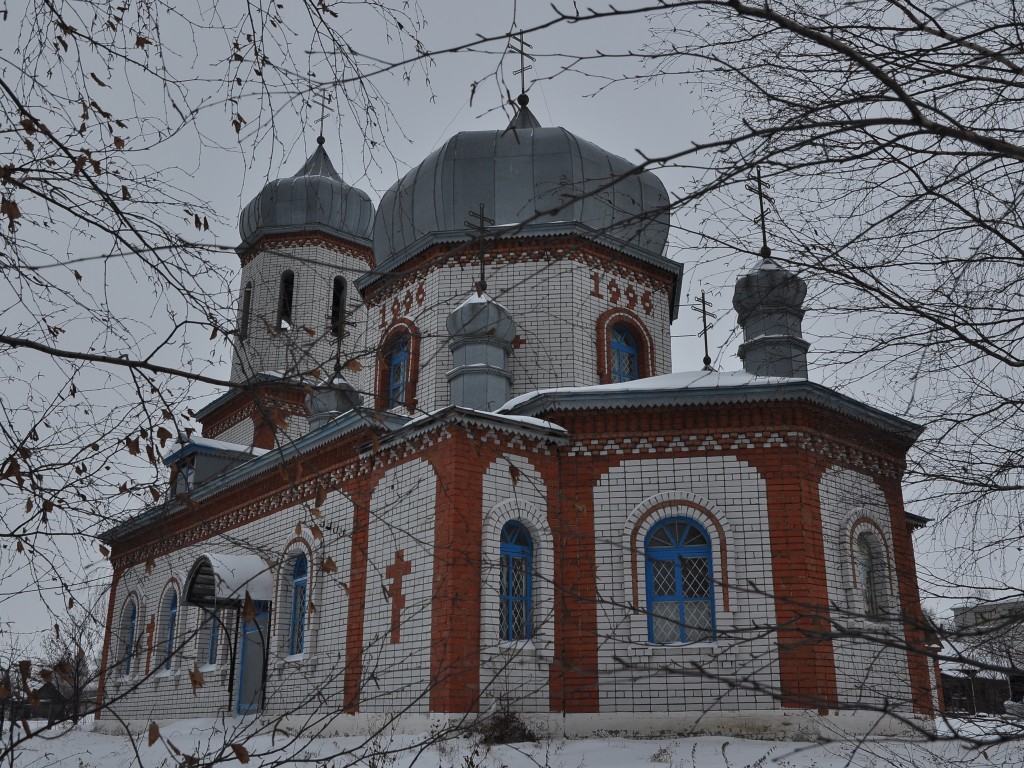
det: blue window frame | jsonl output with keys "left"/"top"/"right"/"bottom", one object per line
{"left": 387, "top": 336, "right": 409, "bottom": 408}
{"left": 499, "top": 521, "right": 533, "bottom": 641}
{"left": 645, "top": 518, "right": 715, "bottom": 644}
{"left": 610, "top": 324, "right": 639, "bottom": 383}
{"left": 289, "top": 554, "right": 308, "bottom": 655}
{"left": 204, "top": 608, "right": 220, "bottom": 666}
{"left": 163, "top": 590, "right": 178, "bottom": 670}
{"left": 122, "top": 602, "right": 137, "bottom": 676}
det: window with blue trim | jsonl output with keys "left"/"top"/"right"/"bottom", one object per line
{"left": 289, "top": 554, "right": 308, "bottom": 655}
{"left": 162, "top": 590, "right": 178, "bottom": 670}
{"left": 646, "top": 518, "right": 715, "bottom": 644}
{"left": 610, "top": 324, "right": 639, "bottom": 383}
{"left": 499, "top": 521, "right": 533, "bottom": 641}
{"left": 199, "top": 608, "right": 220, "bottom": 666}
{"left": 387, "top": 335, "right": 409, "bottom": 408}
{"left": 121, "top": 601, "right": 137, "bottom": 676}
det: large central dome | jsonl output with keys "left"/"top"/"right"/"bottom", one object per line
{"left": 372, "top": 105, "right": 670, "bottom": 265}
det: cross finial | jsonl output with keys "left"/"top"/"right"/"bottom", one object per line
{"left": 464, "top": 203, "right": 494, "bottom": 294}
{"left": 690, "top": 291, "right": 718, "bottom": 371}
{"left": 745, "top": 167, "right": 774, "bottom": 259}
{"left": 508, "top": 30, "right": 535, "bottom": 105}
{"left": 312, "top": 93, "right": 333, "bottom": 145}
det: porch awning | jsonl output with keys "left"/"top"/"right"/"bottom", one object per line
{"left": 185, "top": 553, "right": 275, "bottom": 607}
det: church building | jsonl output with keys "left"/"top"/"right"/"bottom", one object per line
{"left": 97, "top": 95, "right": 938, "bottom": 738}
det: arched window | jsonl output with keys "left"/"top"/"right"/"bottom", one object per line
{"left": 277, "top": 270, "right": 295, "bottom": 330}
{"left": 329, "top": 277, "right": 346, "bottom": 337}
{"left": 239, "top": 282, "right": 252, "bottom": 341}
{"left": 646, "top": 518, "right": 715, "bottom": 644}
{"left": 610, "top": 324, "right": 639, "bottom": 383}
{"left": 386, "top": 335, "right": 409, "bottom": 409}
{"left": 856, "top": 533, "right": 883, "bottom": 618}
{"left": 289, "top": 554, "right": 308, "bottom": 655}
{"left": 120, "top": 600, "right": 137, "bottom": 676}
{"left": 197, "top": 608, "right": 220, "bottom": 667}
{"left": 499, "top": 522, "right": 533, "bottom": 641}
{"left": 161, "top": 589, "right": 179, "bottom": 671}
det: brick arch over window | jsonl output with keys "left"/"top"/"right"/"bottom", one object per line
{"left": 596, "top": 307, "right": 655, "bottom": 384}
{"left": 273, "top": 534, "right": 316, "bottom": 659}
{"left": 846, "top": 516, "right": 895, "bottom": 619}
{"left": 375, "top": 319, "right": 421, "bottom": 413}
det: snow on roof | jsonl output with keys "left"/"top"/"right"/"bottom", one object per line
{"left": 500, "top": 369, "right": 802, "bottom": 412}
{"left": 403, "top": 406, "right": 567, "bottom": 436}
{"left": 197, "top": 553, "right": 275, "bottom": 603}
{"left": 163, "top": 435, "right": 269, "bottom": 462}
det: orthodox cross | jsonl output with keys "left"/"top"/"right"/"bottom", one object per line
{"left": 508, "top": 30, "right": 535, "bottom": 100}
{"left": 311, "top": 92, "right": 333, "bottom": 145}
{"left": 385, "top": 550, "right": 412, "bottom": 644}
{"left": 690, "top": 291, "right": 717, "bottom": 371}
{"left": 745, "top": 167, "right": 775, "bottom": 259}
{"left": 465, "top": 203, "right": 494, "bottom": 294}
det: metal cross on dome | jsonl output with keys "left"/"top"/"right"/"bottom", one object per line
{"left": 311, "top": 92, "right": 333, "bottom": 144}
{"left": 508, "top": 30, "right": 535, "bottom": 100}
{"left": 690, "top": 291, "right": 718, "bottom": 371}
{"left": 465, "top": 203, "right": 494, "bottom": 294}
{"left": 745, "top": 167, "right": 775, "bottom": 259}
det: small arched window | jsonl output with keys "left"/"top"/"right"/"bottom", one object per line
{"left": 277, "top": 270, "right": 295, "bottom": 330}
{"left": 197, "top": 608, "right": 220, "bottom": 667}
{"left": 499, "top": 522, "right": 533, "bottom": 641}
{"left": 162, "top": 589, "right": 179, "bottom": 671}
{"left": 856, "top": 533, "right": 883, "bottom": 618}
{"left": 386, "top": 335, "right": 409, "bottom": 409}
{"left": 120, "top": 600, "right": 137, "bottom": 676}
{"left": 610, "top": 324, "right": 639, "bottom": 383}
{"left": 329, "top": 277, "right": 346, "bottom": 337}
{"left": 646, "top": 518, "right": 714, "bottom": 644}
{"left": 289, "top": 554, "right": 308, "bottom": 655}
{"left": 239, "top": 282, "right": 253, "bottom": 341}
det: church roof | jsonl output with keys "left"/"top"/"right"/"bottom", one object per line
{"left": 368, "top": 106, "right": 672, "bottom": 278}
{"left": 238, "top": 142, "right": 375, "bottom": 249}
{"left": 499, "top": 370, "right": 924, "bottom": 441}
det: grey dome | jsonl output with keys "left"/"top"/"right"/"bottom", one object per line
{"left": 239, "top": 144, "right": 375, "bottom": 248}
{"left": 372, "top": 106, "right": 670, "bottom": 264}
{"left": 446, "top": 291, "right": 516, "bottom": 342}
{"left": 732, "top": 257, "right": 807, "bottom": 323}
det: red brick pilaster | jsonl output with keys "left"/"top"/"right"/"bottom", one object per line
{"left": 881, "top": 477, "right": 935, "bottom": 716}
{"left": 343, "top": 476, "right": 374, "bottom": 713}
{"left": 758, "top": 448, "right": 839, "bottom": 711}
{"left": 548, "top": 453, "right": 601, "bottom": 713}
{"left": 94, "top": 562, "right": 125, "bottom": 719}
{"left": 426, "top": 432, "right": 490, "bottom": 712}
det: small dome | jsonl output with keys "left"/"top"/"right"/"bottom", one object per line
{"left": 447, "top": 291, "right": 516, "bottom": 343}
{"left": 732, "top": 257, "right": 807, "bottom": 323}
{"left": 373, "top": 106, "right": 670, "bottom": 264}
{"left": 239, "top": 144, "right": 375, "bottom": 247}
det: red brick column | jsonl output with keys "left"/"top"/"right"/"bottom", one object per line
{"left": 548, "top": 450, "right": 601, "bottom": 713}
{"left": 427, "top": 432, "right": 491, "bottom": 712}
{"left": 756, "top": 448, "right": 839, "bottom": 711}
{"left": 342, "top": 475, "right": 374, "bottom": 713}
{"left": 881, "top": 477, "right": 935, "bottom": 717}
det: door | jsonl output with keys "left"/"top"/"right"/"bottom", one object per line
{"left": 236, "top": 601, "right": 269, "bottom": 714}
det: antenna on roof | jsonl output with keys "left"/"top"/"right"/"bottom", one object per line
{"left": 690, "top": 291, "right": 717, "bottom": 371}
{"left": 508, "top": 30, "right": 535, "bottom": 106}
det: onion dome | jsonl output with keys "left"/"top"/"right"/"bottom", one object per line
{"left": 446, "top": 291, "right": 516, "bottom": 343}
{"left": 732, "top": 256, "right": 809, "bottom": 378}
{"left": 239, "top": 140, "right": 375, "bottom": 248}
{"left": 305, "top": 371, "right": 364, "bottom": 431}
{"left": 372, "top": 104, "right": 670, "bottom": 264}
{"left": 446, "top": 291, "right": 517, "bottom": 411}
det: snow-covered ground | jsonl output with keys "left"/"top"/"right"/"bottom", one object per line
{"left": 5, "top": 716, "right": 1024, "bottom": 767}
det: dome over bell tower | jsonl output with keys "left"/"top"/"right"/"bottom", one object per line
{"left": 239, "top": 139, "right": 375, "bottom": 249}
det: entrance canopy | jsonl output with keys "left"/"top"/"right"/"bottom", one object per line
{"left": 185, "top": 553, "right": 274, "bottom": 607}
